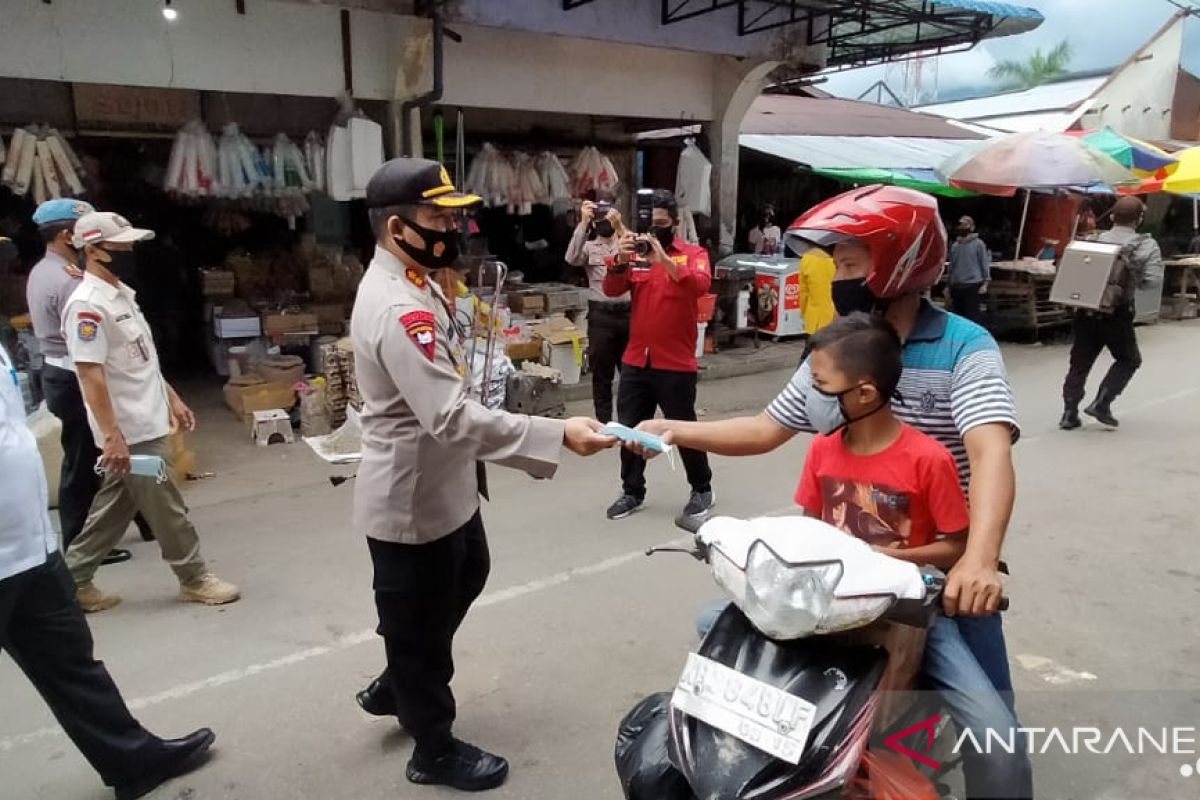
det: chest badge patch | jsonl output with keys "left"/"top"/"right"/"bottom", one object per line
{"left": 400, "top": 310, "right": 437, "bottom": 361}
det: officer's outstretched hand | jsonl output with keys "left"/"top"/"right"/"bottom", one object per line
{"left": 564, "top": 417, "right": 619, "bottom": 456}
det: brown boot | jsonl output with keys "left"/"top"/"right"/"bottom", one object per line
{"left": 179, "top": 574, "right": 241, "bottom": 606}
{"left": 77, "top": 582, "right": 122, "bottom": 613}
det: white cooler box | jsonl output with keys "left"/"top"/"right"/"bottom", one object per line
{"left": 752, "top": 257, "right": 805, "bottom": 338}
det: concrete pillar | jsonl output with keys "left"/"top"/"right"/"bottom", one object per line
{"left": 708, "top": 57, "right": 779, "bottom": 256}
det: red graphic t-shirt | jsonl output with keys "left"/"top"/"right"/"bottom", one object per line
{"left": 796, "top": 423, "right": 969, "bottom": 548}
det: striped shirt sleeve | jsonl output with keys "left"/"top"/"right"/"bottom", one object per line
{"left": 766, "top": 361, "right": 816, "bottom": 433}
{"left": 950, "top": 346, "right": 1020, "bottom": 440}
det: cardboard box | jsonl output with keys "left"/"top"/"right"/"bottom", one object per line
{"left": 223, "top": 376, "right": 296, "bottom": 420}
{"left": 504, "top": 339, "right": 543, "bottom": 361}
{"left": 263, "top": 312, "right": 319, "bottom": 336}
{"left": 507, "top": 291, "right": 546, "bottom": 315}
{"left": 530, "top": 317, "right": 586, "bottom": 385}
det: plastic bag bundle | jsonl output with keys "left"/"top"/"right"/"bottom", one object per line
{"left": 304, "top": 131, "right": 326, "bottom": 194}
{"left": 508, "top": 152, "right": 547, "bottom": 216}
{"left": 2, "top": 125, "right": 86, "bottom": 201}
{"left": 536, "top": 152, "right": 572, "bottom": 207}
{"left": 164, "top": 119, "right": 219, "bottom": 197}
{"left": 465, "top": 143, "right": 515, "bottom": 209}
{"left": 569, "top": 146, "right": 619, "bottom": 198}
{"left": 216, "top": 123, "right": 264, "bottom": 198}
{"left": 470, "top": 349, "right": 514, "bottom": 410}
{"left": 613, "top": 693, "right": 691, "bottom": 800}
{"left": 272, "top": 133, "right": 312, "bottom": 193}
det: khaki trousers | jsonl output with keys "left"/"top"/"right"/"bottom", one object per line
{"left": 65, "top": 436, "right": 206, "bottom": 586}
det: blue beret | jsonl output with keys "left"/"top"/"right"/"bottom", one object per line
{"left": 33, "top": 198, "right": 95, "bottom": 226}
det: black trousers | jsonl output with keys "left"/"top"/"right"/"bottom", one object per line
{"left": 950, "top": 283, "right": 985, "bottom": 325}
{"left": 41, "top": 364, "right": 152, "bottom": 547}
{"left": 368, "top": 511, "right": 491, "bottom": 752}
{"left": 1062, "top": 311, "right": 1142, "bottom": 409}
{"left": 587, "top": 302, "right": 631, "bottom": 424}
{"left": 617, "top": 364, "right": 712, "bottom": 500}
{"left": 0, "top": 554, "right": 154, "bottom": 786}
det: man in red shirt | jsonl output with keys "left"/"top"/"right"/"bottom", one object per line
{"left": 602, "top": 189, "right": 714, "bottom": 524}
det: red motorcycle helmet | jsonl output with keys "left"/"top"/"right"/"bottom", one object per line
{"left": 785, "top": 185, "right": 947, "bottom": 298}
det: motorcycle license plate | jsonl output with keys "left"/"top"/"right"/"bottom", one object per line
{"left": 671, "top": 652, "right": 816, "bottom": 765}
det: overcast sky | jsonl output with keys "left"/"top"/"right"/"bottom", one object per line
{"left": 822, "top": 0, "right": 1200, "bottom": 103}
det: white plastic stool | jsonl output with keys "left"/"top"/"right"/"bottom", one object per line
{"left": 251, "top": 409, "right": 294, "bottom": 446}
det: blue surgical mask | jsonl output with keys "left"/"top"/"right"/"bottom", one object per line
{"left": 806, "top": 384, "right": 853, "bottom": 435}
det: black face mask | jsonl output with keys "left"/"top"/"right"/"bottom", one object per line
{"left": 98, "top": 247, "right": 139, "bottom": 286}
{"left": 652, "top": 225, "right": 675, "bottom": 250}
{"left": 593, "top": 220, "right": 615, "bottom": 239}
{"left": 831, "top": 278, "right": 876, "bottom": 316}
{"left": 393, "top": 216, "right": 460, "bottom": 269}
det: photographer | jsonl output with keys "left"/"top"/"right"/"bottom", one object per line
{"left": 566, "top": 196, "right": 629, "bottom": 423}
{"left": 601, "top": 189, "right": 715, "bottom": 526}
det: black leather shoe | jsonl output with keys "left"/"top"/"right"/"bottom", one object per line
{"left": 406, "top": 739, "right": 509, "bottom": 792}
{"left": 1058, "top": 409, "right": 1081, "bottom": 430}
{"left": 101, "top": 548, "right": 133, "bottom": 566}
{"left": 356, "top": 679, "right": 396, "bottom": 717}
{"left": 1083, "top": 396, "right": 1119, "bottom": 427}
{"left": 114, "top": 728, "right": 215, "bottom": 800}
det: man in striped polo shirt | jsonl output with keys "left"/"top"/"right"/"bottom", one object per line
{"left": 635, "top": 186, "right": 1029, "bottom": 800}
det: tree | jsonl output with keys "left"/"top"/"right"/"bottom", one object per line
{"left": 987, "top": 40, "right": 1073, "bottom": 90}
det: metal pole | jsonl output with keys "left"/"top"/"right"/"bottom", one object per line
{"left": 478, "top": 261, "right": 507, "bottom": 408}
{"left": 1014, "top": 188, "right": 1031, "bottom": 259}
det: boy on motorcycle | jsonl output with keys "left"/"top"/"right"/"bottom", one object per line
{"left": 631, "top": 185, "right": 1031, "bottom": 800}
{"left": 795, "top": 312, "right": 968, "bottom": 570}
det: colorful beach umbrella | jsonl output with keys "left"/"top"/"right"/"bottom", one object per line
{"left": 936, "top": 131, "right": 1139, "bottom": 196}
{"left": 1069, "top": 127, "right": 1178, "bottom": 178}
{"left": 1163, "top": 146, "right": 1200, "bottom": 196}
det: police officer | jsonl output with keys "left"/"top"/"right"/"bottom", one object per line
{"left": 63, "top": 212, "right": 239, "bottom": 612}
{"left": 349, "top": 158, "right": 614, "bottom": 792}
{"left": 26, "top": 198, "right": 152, "bottom": 565}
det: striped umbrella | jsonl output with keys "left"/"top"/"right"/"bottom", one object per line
{"left": 1069, "top": 127, "right": 1178, "bottom": 178}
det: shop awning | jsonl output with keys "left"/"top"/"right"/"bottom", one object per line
{"left": 811, "top": 166, "right": 977, "bottom": 197}
{"left": 741, "top": 133, "right": 972, "bottom": 172}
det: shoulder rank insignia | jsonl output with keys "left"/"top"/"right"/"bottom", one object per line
{"left": 405, "top": 268, "right": 427, "bottom": 288}
{"left": 400, "top": 310, "right": 436, "bottom": 361}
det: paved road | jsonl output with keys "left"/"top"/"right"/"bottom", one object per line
{"left": 4, "top": 320, "right": 1200, "bottom": 799}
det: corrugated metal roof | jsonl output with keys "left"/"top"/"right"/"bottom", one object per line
{"left": 914, "top": 77, "right": 1105, "bottom": 121}
{"left": 740, "top": 134, "right": 971, "bottom": 170}
{"left": 742, "top": 95, "right": 985, "bottom": 139}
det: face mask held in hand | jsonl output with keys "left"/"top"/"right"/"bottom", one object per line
{"left": 394, "top": 216, "right": 460, "bottom": 269}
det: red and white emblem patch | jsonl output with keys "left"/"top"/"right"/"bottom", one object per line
{"left": 400, "top": 310, "right": 437, "bottom": 361}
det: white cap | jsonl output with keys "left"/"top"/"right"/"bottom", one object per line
{"left": 73, "top": 212, "right": 155, "bottom": 248}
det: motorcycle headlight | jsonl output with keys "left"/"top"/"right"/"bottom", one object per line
{"left": 710, "top": 541, "right": 895, "bottom": 639}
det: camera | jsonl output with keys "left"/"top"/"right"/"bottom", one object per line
{"left": 633, "top": 189, "right": 654, "bottom": 257}
{"left": 593, "top": 201, "right": 612, "bottom": 220}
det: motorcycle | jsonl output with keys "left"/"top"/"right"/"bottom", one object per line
{"left": 616, "top": 514, "right": 971, "bottom": 800}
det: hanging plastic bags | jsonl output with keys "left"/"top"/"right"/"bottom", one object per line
{"left": 569, "top": 146, "right": 619, "bottom": 198}
{"left": 164, "top": 119, "right": 219, "bottom": 197}
{"left": 536, "top": 151, "right": 572, "bottom": 210}
{"left": 675, "top": 137, "right": 712, "bottom": 217}
{"left": 304, "top": 131, "right": 327, "bottom": 194}
{"left": 2, "top": 125, "right": 86, "bottom": 200}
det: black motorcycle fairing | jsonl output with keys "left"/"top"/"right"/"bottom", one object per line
{"left": 670, "top": 605, "right": 888, "bottom": 800}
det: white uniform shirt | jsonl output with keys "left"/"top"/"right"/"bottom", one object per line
{"left": 63, "top": 272, "right": 171, "bottom": 448}
{"left": 0, "top": 344, "right": 57, "bottom": 582}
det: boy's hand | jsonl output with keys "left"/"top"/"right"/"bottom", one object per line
{"left": 943, "top": 557, "right": 1004, "bottom": 616}
{"left": 626, "top": 419, "right": 674, "bottom": 459}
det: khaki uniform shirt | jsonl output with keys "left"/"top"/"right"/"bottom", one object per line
{"left": 63, "top": 273, "right": 171, "bottom": 448}
{"left": 350, "top": 246, "right": 565, "bottom": 544}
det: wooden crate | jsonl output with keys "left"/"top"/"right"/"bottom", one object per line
{"left": 985, "top": 269, "right": 1071, "bottom": 336}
